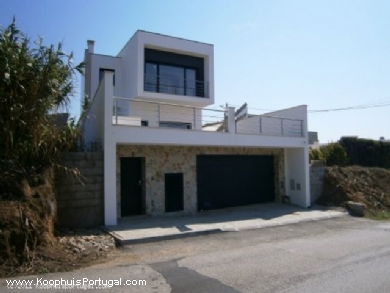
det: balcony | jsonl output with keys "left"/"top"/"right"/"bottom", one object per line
{"left": 82, "top": 72, "right": 307, "bottom": 150}
{"left": 236, "top": 115, "right": 304, "bottom": 137}
{"left": 113, "top": 98, "right": 222, "bottom": 130}
{"left": 112, "top": 98, "right": 304, "bottom": 138}
{"left": 144, "top": 74, "right": 209, "bottom": 98}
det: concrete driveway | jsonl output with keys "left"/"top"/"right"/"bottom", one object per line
{"left": 105, "top": 203, "right": 346, "bottom": 245}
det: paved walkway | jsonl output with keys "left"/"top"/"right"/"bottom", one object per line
{"left": 105, "top": 203, "right": 346, "bottom": 245}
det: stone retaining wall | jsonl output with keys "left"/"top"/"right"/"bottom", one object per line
{"left": 55, "top": 152, "right": 104, "bottom": 228}
{"left": 310, "top": 160, "right": 325, "bottom": 204}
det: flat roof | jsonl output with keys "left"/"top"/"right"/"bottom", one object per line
{"left": 136, "top": 30, "right": 213, "bottom": 46}
{"left": 117, "top": 29, "right": 213, "bottom": 57}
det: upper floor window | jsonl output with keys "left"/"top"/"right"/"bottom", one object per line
{"left": 144, "top": 48, "right": 206, "bottom": 97}
{"left": 145, "top": 63, "right": 157, "bottom": 92}
{"left": 145, "top": 63, "right": 200, "bottom": 97}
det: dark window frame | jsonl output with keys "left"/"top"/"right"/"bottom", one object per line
{"left": 144, "top": 62, "right": 199, "bottom": 97}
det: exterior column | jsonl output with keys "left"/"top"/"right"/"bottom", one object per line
{"left": 102, "top": 71, "right": 117, "bottom": 226}
{"left": 227, "top": 107, "right": 236, "bottom": 134}
{"left": 284, "top": 147, "right": 311, "bottom": 208}
{"left": 303, "top": 145, "right": 311, "bottom": 207}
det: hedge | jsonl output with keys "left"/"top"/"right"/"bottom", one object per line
{"left": 339, "top": 137, "right": 390, "bottom": 169}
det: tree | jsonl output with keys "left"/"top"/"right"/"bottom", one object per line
{"left": 320, "top": 143, "right": 349, "bottom": 166}
{"left": 0, "top": 18, "right": 83, "bottom": 172}
{"left": 0, "top": 19, "right": 84, "bottom": 270}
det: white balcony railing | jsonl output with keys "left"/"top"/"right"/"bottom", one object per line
{"left": 236, "top": 115, "right": 304, "bottom": 137}
{"left": 112, "top": 97, "right": 304, "bottom": 137}
{"left": 113, "top": 98, "right": 224, "bottom": 131}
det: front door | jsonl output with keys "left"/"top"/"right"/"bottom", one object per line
{"left": 120, "top": 157, "right": 144, "bottom": 217}
{"left": 165, "top": 173, "right": 184, "bottom": 212}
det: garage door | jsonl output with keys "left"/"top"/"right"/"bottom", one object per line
{"left": 197, "top": 155, "right": 275, "bottom": 211}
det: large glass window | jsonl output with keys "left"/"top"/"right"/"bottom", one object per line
{"left": 159, "top": 65, "right": 184, "bottom": 95}
{"left": 145, "top": 63, "right": 158, "bottom": 92}
{"left": 185, "top": 69, "right": 196, "bottom": 97}
{"left": 144, "top": 63, "right": 198, "bottom": 97}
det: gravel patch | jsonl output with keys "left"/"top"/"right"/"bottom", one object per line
{"left": 57, "top": 228, "right": 116, "bottom": 256}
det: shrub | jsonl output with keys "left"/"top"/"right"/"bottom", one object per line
{"left": 309, "top": 147, "right": 324, "bottom": 162}
{"left": 320, "top": 143, "right": 349, "bottom": 166}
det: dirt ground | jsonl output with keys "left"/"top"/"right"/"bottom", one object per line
{"left": 317, "top": 166, "right": 390, "bottom": 216}
{"left": 0, "top": 169, "right": 116, "bottom": 278}
{"left": 0, "top": 227, "right": 116, "bottom": 278}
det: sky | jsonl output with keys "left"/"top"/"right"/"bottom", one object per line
{"left": 1, "top": 0, "right": 390, "bottom": 142}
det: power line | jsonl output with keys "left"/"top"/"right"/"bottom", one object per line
{"left": 308, "top": 100, "right": 390, "bottom": 113}
{"left": 222, "top": 99, "right": 390, "bottom": 114}
{"left": 227, "top": 104, "right": 274, "bottom": 112}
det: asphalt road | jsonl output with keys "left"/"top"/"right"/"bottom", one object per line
{"left": 2, "top": 216, "right": 390, "bottom": 293}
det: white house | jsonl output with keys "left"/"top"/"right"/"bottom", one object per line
{"left": 81, "top": 30, "right": 311, "bottom": 226}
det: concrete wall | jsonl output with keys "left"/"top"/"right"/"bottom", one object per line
{"left": 263, "top": 105, "right": 308, "bottom": 139}
{"left": 284, "top": 147, "right": 311, "bottom": 207}
{"left": 117, "top": 32, "right": 139, "bottom": 99}
{"left": 89, "top": 54, "right": 122, "bottom": 99}
{"left": 236, "top": 116, "right": 260, "bottom": 135}
{"left": 84, "top": 30, "right": 214, "bottom": 113}
{"left": 83, "top": 43, "right": 124, "bottom": 114}
{"left": 237, "top": 115, "right": 303, "bottom": 137}
{"left": 112, "top": 124, "right": 307, "bottom": 148}
{"left": 128, "top": 101, "right": 202, "bottom": 130}
{"left": 310, "top": 160, "right": 325, "bottom": 204}
{"left": 135, "top": 31, "right": 214, "bottom": 107}
{"left": 117, "top": 30, "right": 214, "bottom": 107}
{"left": 82, "top": 80, "right": 105, "bottom": 148}
{"left": 55, "top": 152, "right": 104, "bottom": 228}
{"left": 116, "top": 145, "right": 285, "bottom": 218}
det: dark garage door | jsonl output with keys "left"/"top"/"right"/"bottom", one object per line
{"left": 197, "top": 155, "right": 275, "bottom": 211}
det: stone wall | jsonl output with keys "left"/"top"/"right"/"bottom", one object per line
{"left": 310, "top": 160, "right": 325, "bottom": 204}
{"left": 117, "top": 145, "right": 285, "bottom": 217}
{"left": 55, "top": 152, "right": 104, "bottom": 228}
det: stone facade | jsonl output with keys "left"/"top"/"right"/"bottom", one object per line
{"left": 117, "top": 145, "right": 284, "bottom": 217}
{"left": 310, "top": 160, "right": 325, "bottom": 204}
